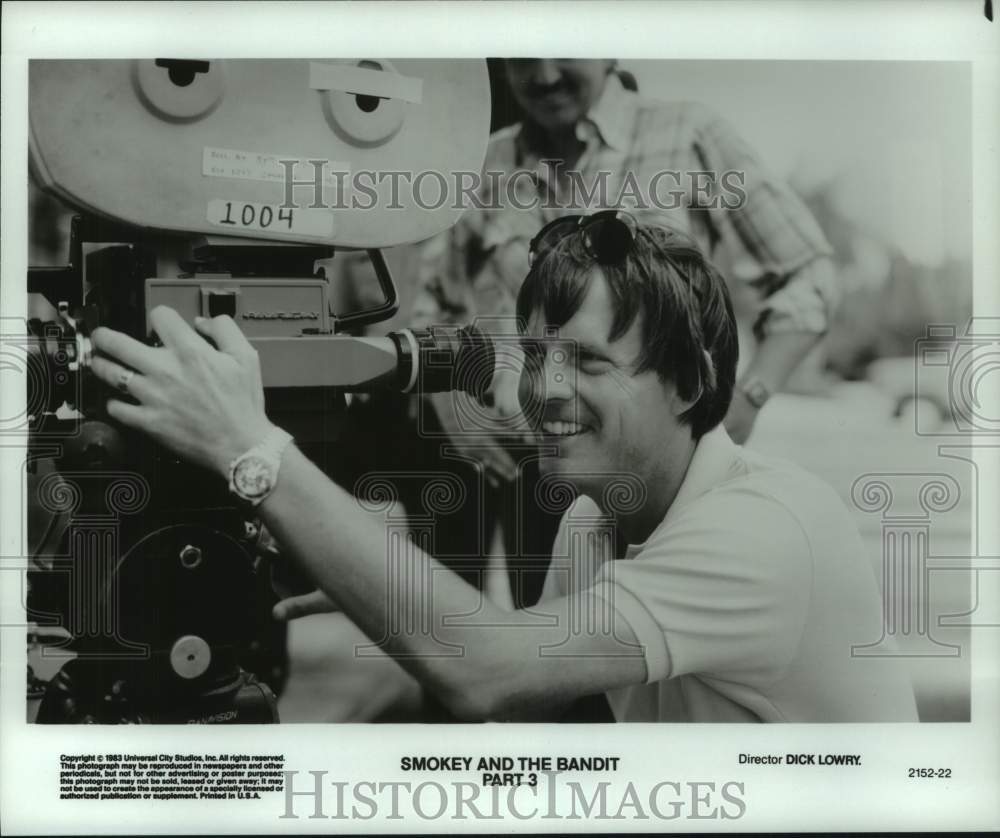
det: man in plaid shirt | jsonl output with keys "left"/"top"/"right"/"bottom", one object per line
{"left": 415, "top": 59, "right": 838, "bottom": 463}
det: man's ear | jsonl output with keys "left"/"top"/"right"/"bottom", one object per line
{"left": 668, "top": 385, "right": 699, "bottom": 419}
{"left": 666, "top": 349, "right": 712, "bottom": 417}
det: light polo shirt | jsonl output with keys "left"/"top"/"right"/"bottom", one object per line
{"left": 540, "top": 427, "right": 919, "bottom": 722}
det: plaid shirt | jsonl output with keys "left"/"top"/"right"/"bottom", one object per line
{"left": 414, "top": 74, "right": 837, "bottom": 337}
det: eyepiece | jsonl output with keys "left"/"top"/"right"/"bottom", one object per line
{"left": 391, "top": 326, "right": 495, "bottom": 399}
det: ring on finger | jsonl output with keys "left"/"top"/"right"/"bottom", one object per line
{"left": 116, "top": 368, "right": 136, "bottom": 394}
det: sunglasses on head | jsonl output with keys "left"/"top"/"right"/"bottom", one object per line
{"left": 527, "top": 210, "right": 704, "bottom": 301}
{"left": 528, "top": 209, "right": 640, "bottom": 269}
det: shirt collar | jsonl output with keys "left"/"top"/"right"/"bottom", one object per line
{"left": 625, "top": 426, "right": 742, "bottom": 556}
{"left": 578, "top": 71, "right": 631, "bottom": 152}
{"left": 669, "top": 426, "right": 741, "bottom": 516}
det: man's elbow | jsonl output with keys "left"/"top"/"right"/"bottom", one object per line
{"left": 436, "top": 681, "right": 508, "bottom": 722}
{"left": 438, "top": 678, "right": 568, "bottom": 722}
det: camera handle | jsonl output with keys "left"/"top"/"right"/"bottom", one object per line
{"left": 333, "top": 249, "right": 398, "bottom": 333}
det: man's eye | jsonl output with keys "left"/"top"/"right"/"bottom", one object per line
{"left": 521, "top": 342, "right": 544, "bottom": 363}
{"left": 577, "top": 352, "right": 608, "bottom": 370}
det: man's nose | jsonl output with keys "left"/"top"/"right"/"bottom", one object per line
{"left": 518, "top": 349, "right": 572, "bottom": 422}
{"left": 542, "top": 350, "right": 573, "bottom": 399}
{"left": 533, "top": 350, "right": 574, "bottom": 406}
{"left": 531, "top": 59, "right": 562, "bottom": 86}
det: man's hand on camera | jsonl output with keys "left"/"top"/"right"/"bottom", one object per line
{"left": 90, "top": 307, "right": 273, "bottom": 478}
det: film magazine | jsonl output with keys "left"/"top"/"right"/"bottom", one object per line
{"left": 1, "top": 1, "right": 998, "bottom": 834}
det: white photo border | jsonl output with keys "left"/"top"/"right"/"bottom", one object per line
{"left": 2, "top": 1, "right": 998, "bottom": 834}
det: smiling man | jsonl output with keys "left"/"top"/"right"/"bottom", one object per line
{"left": 412, "top": 57, "right": 840, "bottom": 613}
{"left": 519, "top": 216, "right": 727, "bottom": 549}
{"left": 516, "top": 213, "right": 916, "bottom": 722}
{"left": 89, "top": 213, "right": 915, "bottom": 722}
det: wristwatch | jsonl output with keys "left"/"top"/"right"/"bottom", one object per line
{"left": 739, "top": 377, "right": 772, "bottom": 410}
{"left": 227, "top": 426, "right": 294, "bottom": 507}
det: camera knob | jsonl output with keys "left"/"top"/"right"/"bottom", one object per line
{"left": 169, "top": 635, "right": 212, "bottom": 680}
{"left": 178, "top": 544, "right": 203, "bottom": 569}
{"left": 318, "top": 59, "right": 406, "bottom": 145}
{"left": 132, "top": 59, "right": 224, "bottom": 122}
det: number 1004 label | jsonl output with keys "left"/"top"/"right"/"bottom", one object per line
{"left": 206, "top": 199, "right": 334, "bottom": 239}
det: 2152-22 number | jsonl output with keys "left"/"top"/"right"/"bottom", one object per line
{"left": 908, "top": 768, "right": 952, "bottom": 778}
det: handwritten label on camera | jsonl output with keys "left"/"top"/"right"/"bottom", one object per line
{"left": 206, "top": 199, "right": 334, "bottom": 239}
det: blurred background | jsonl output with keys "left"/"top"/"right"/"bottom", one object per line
{"left": 27, "top": 60, "right": 978, "bottom": 723}
{"left": 640, "top": 60, "right": 977, "bottom": 723}
{"left": 632, "top": 59, "right": 973, "bottom": 379}
{"left": 28, "top": 60, "right": 975, "bottom": 403}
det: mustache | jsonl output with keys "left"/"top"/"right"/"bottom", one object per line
{"left": 522, "top": 79, "right": 575, "bottom": 98}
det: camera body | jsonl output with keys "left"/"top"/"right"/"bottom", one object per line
{"left": 30, "top": 59, "right": 489, "bottom": 248}
{"left": 25, "top": 58, "right": 491, "bottom": 723}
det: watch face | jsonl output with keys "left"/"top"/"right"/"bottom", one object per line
{"left": 233, "top": 455, "right": 274, "bottom": 499}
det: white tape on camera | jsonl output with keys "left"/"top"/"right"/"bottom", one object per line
{"left": 308, "top": 61, "right": 424, "bottom": 103}
{"left": 206, "top": 199, "right": 335, "bottom": 239}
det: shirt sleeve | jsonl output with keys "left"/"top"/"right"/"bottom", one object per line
{"left": 690, "top": 105, "right": 838, "bottom": 336}
{"left": 754, "top": 255, "right": 841, "bottom": 338}
{"left": 540, "top": 496, "right": 616, "bottom": 602}
{"left": 587, "top": 489, "right": 814, "bottom": 688}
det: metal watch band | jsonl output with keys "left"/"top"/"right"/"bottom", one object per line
{"left": 253, "top": 426, "right": 294, "bottom": 463}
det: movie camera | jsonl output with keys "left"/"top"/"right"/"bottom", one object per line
{"left": 24, "top": 59, "right": 491, "bottom": 723}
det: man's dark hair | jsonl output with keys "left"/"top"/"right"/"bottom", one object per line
{"left": 516, "top": 222, "right": 739, "bottom": 439}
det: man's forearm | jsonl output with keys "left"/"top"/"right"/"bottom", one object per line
{"left": 747, "top": 256, "right": 838, "bottom": 392}
{"left": 256, "top": 444, "right": 645, "bottom": 719}
{"left": 86, "top": 309, "right": 646, "bottom": 718}
{"left": 726, "top": 328, "right": 822, "bottom": 443}
{"left": 740, "top": 330, "right": 821, "bottom": 393}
